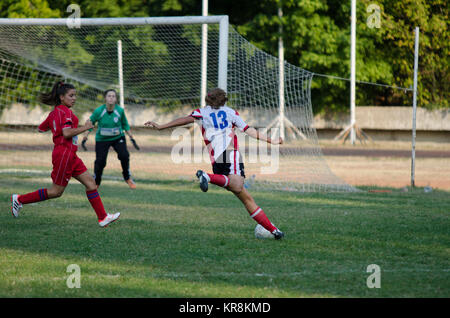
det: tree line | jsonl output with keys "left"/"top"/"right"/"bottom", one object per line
{"left": 0, "top": 0, "right": 448, "bottom": 114}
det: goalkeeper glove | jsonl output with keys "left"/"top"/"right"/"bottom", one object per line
{"left": 130, "top": 137, "right": 140, "bottom": 150}
{"left": 81, "top": 137, "right": 88, "bottom": 151}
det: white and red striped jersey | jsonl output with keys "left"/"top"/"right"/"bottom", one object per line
{"left": 190, "top": 105, "right": 249, "bottom": 163}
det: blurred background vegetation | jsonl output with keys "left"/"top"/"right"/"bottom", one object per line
{"left": 0, "top": 0, "right": 448, "bottom": 114}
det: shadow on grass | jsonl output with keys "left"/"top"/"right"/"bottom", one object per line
{"left": 0, "top": 176, "right": 449, "bottom": 297}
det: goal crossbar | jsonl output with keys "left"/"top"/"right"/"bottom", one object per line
{"left": 0, "top": 16, "right": 229, "bottom": 89}
{"left": 0, "top": 16, "right": 228, "bottom": 26}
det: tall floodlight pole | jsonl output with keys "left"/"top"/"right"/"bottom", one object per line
{"left": 411, "top": 27, "right": 420, "bottom": 188}
{"left": 278, "top": 5, "right": 285, "bottom": 141}
{"left": 117, "top": 39, "right": 124, "bottom": 109}
{"left": 334, "top": 0, "right": 367, "bottom": 144}
{"left": 266, "top": 3, "right": 306, "bottom": 140}
{"left": 350, "top": 0, "right": 356, "bottom": 145}
{"left": 200, "top": 0, "right": 208, "bottom": 107}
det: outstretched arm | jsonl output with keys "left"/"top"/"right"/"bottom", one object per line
{"left": 83, "top": 111, "right": 97, "bottom": 140}
{"left": 144, "top": 116, "right": 195, "bottom": 130}
{"left": 244, "top": 127, "right": 283, "bottom": 145}
{"left": 62, "top": 119, "right": 94, "bottom": 139}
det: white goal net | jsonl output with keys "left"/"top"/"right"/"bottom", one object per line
{"left": 0, "top": 16, "right": 356, "bottom": 192}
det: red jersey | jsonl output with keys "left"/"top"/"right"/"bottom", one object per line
{"left": 38, "top": 104, "right": 79, "bottom": 152}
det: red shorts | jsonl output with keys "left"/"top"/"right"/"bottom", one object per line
{"left": 51, "top": 146, "right": 87, "bottom": 187}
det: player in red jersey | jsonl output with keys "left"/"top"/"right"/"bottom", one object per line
{"left": 10, "top": 81, "right": 120, "bottom": 227}
{"left": 144, "top": 88, "right": 284, "bottom": 239}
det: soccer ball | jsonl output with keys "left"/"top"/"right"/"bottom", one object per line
{"left": 254, "top": 224, "right": 274, "bottom": 239}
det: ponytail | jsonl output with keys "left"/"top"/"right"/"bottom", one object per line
{"left": 39, "top": 81, "right": 75, "bottom": 106}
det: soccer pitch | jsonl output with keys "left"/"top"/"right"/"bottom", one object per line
{"left": 1, "top": 174, "right": 449, "bottom": 297}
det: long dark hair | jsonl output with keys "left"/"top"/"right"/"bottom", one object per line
{"left": 39, "top": 81, "right": 75, "bottom": 106}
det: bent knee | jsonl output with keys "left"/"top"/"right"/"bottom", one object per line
{"left": 48, "top": 189, "right": 64, "bottom": 199}
{"left": 118, "top": 151, "right": 130, "bottom": 160}
{"left": 227, "top": 177, "right": 244, "bottom": 193}
{"left": 85, "top": 182, "right": 98, "bottom": 192}
{"left": 95, "top": 162, "right": 107, "bottom": 170}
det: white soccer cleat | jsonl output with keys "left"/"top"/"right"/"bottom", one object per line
{"left": 98, "top": 212, "right": 121, "bottom": 227}
{"left": 11, "top": 194, "right": 23, "bottom": 218}
{"left": 196, "top": 170, "right": 210, "bottom": 192}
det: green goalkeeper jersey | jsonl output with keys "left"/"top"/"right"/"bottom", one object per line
{"left": 89, "top": 104, "right": 130, "bottom": 142}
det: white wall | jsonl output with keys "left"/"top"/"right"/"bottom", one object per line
{"left": 1, "top": 104, "right": 449, "bottom": 131}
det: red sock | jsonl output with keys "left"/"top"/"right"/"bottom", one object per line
{"left": 18, "top": 188, "right": 48, "bottom": 204}
{"left": 86, "top": 190, "right": 107, "bottom": 221}
{"left": 250, "top": 207, "right": 277, "bottom": 233}
{"left": 207, "top": 173, "right": 229, "bottom": 187}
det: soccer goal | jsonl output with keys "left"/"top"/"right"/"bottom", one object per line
{"left": 0, "top": 16, "right": 356, "bottom": 192}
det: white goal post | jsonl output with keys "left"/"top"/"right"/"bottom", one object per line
{"left": 0, "top": 16, "right": 356, "bottom": 192}
{"left": 0, "top": 15, "right": 229, "bottom": 93}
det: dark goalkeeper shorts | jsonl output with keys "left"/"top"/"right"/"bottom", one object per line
{"left": 212, "top": 150, "right": 245, "bottom": 178}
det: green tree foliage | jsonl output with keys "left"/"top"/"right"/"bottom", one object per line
{"left": 0, "top": 0, "right": 202, "bottom": 112}
{"left": 379, "top": 0, "right": 449, "bottom": 109}
{"left": 0, "top": 0, "right": 60, "bottom": 18}
{"left": 235, "top": 0, "right": 448, "bottom": 113}
{"left": 1, "top": 0, "right": 448, "bottom": 113}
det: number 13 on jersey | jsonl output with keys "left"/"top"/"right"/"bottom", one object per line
{"left": 210, "top": 111, "right": 229, "bottom": 129}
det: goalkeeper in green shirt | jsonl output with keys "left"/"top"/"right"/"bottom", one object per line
{"left": 82, "top": 89, "right": 139, "bottom": 189}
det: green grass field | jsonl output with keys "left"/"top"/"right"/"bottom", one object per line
{"left": 0, "top": 174, "right": 449, "bottom": 298}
